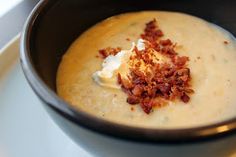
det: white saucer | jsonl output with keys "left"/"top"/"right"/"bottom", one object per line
{"left": 0, "top": 35, "right": 93, "bottom": 157}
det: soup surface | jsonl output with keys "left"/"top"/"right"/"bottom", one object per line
{"left": 57, "top": 11, "right": 236, "bottom": 128}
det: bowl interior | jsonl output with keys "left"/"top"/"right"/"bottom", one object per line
{"left": 30, "top": 0, "right": 236, "bottom": 91}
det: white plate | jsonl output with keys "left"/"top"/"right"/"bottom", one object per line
{"left": 0, "top": 35, "right": 93, "bottom": 157}
{"left": 0, "top": 0, "right": 23, "bottom": 18}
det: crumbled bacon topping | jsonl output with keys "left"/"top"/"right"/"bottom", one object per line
{"left": 98, "top": 47, "right": 121, "bottom": 59}
{"left": 119, "top": 19, "right": 193, "bottom": 114}
{"left": 98, "top": 19, "right": 194, "bottom": 114}
{"left": 141, "top": 19, "right": 164, "bottom": 42}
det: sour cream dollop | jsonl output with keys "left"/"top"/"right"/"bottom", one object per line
{"left": 92, "top": 38, "right": 169, "bottom": 89}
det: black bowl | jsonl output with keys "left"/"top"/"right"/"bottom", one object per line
{"left": 20, "top": 0, "right": 236, "bottom": 144}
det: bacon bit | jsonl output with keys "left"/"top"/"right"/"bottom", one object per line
{"left": 141, "top": 19, "right": 163, "bottom": 42}
{"left": 98, "top": 19, "right": 194, "bottom": 114}
{"left": 127, "top": 95, "right": 140, "bottom": 104}
{"left": 181, "top": 93, "right": 190, "bottom": 103}
{"left": 141, "top": 98, "right": 154, "bottom": 114}
{"left": 160, "top": 39, "right": 172, "bottom": 46}
{"left": 173, "top": 56, "right": 189, "bottom": 67}
{"left": 126, "top": 38, "right": 131, "bottom": 41}
{"left": 184, "top": 88, "right": 194, "bottom": 94}
{"left": 132, "top": 85, "right": 143, "bottom": 96}
{"left": 98, "top": 49, "right": 107, "bottom": 59}
{"left": 121, "top": 78, "right": 133, "bottom": 89}
{"left": 161, "top": 46, "right": 177, "bottom": 56}
{"left": 224, "top": 41, "right": 229, "bottom": 44}
{"left": 117, "top": 73, "right": 122, "bottom": 84}
{"left": 159, "top": 83, "right": 171, "bottom": 95}
{"left": 98, "top": 47, "right": 121, "bottom": 59}
{"left": 131, "top": 107, "right": 134, "bottom": 111}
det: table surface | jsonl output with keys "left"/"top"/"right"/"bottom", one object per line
{"left": 0, "top": 2, "right": 93, "bottom": 156}
{"left": 0, "top": 0, "right": 39, "bottom": 49}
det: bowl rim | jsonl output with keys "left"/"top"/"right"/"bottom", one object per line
{"left": 20, "top": 0, "right": 236, "bottom": 143}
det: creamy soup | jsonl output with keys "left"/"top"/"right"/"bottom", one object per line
{"left": 57, "top": 11, "right": 236, "bottom": 128}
